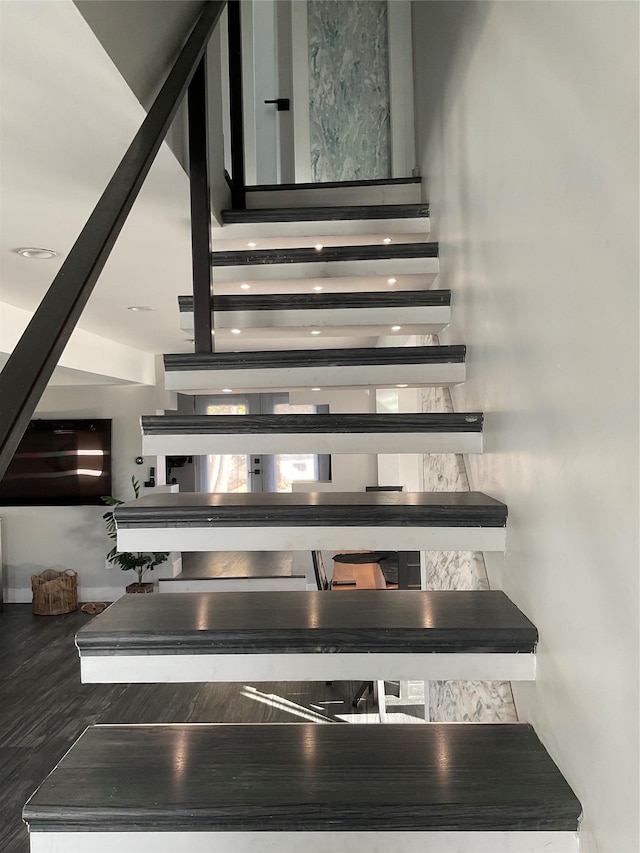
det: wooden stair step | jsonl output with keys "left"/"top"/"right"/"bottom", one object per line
{"left": 23, "top": 722, "right": 581, "bottom": 852}
{"left": 141, "top": 412, "right": 484, "bottom": 456}
{"left": 216, "top": 203, "right": 429, "bottom": 241}
{"left": 76, "top": 590, "right": 536, "bottom": 684}
{"left": 210, "top": 242, "right": 438, "bottom": 282}
{"left": 178, "top": 290, "right": 451, "bottom": 335}
{"left": 211, "top": 242, "right": 437, "bottom": 267}
{"left": 163, "top": 344, "right": 465, "bottom": 392}
{"left": 114, "top": 491, "right": 507, "bottom": 553}
{"left": 222, "top": 203, "right": 429, "bottom": 223}
{"left": 245, "top": 175, "right": 422, "bottom": 208}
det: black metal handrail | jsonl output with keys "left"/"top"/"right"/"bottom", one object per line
{"left": 0, "top": 1, "right": 227, "bottom": 480}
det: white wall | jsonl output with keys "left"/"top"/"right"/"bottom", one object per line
{"left": 75, "top": 0, "right": 231, "bottom": 222}
{"left": 2, "top": 383, "right": 177, "bottom": 602}
{"left": 412, "top": 3, "right": 638, "bottom": 851}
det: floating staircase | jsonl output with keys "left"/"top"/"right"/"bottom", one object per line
{"left": 25, "top": 177, "right": 581, "bottom": 851}
{"left": 114, "top": 490, "right": 507, "bottom": 553}
{"left": 141, "top": 411, "right": 484, "bottom": 455}
{"left": 216, "top": 201, "right": 430, "bottom": 239}
{"left": 178, "top": 289, "right": 451, "bottom": 337}
{"left": 209, "top": 241, "right": 439, "bottom": 283}
{"left": 163, "top": 344, "right": 465, "bottom": 392}
{"left": 76, "top": 589, "right": 537, "bottom": 683}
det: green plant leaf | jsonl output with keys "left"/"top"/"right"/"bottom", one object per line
{"left": 101, "top": 475, "right": 169, "bottom": 579}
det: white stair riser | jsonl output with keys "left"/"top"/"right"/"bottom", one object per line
{"left": 179, "top": 304, "right": 451, "bottom": 332}
{"left": 143, "top": 430, "right": 483, "bottom": 457}
{"left": 80, "top": 651, "right": 536, "bottom": 685}
{"left": 212, "top": 217, "right": 430, "bottom": 241}
{"left": 117, "top": 525, "right": 506, "bottom": 554}
{"left": 246, "top": 183, "right": 422, "bottom": 208}
{"left": 163, "top": 362, "right": 465, "bottom": 393}
{"left": 212, "top": 256, "right": 438, "bottom": 282}
{"left": 29, "top": 830, "right": 579, "bottom": 853}
{"left": 158, "top": 577, "right": 308, "bottom": 593}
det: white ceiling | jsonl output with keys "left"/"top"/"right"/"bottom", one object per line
{"left": 0, "top": 0, "right": 200, "bottom": 363}
{"left": 0, "top": 1, "right": 418, "bottom": 386}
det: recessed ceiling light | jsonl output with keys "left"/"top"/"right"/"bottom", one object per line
{"left": 240, "top": 283, "right": 251, "bottom": 290}
{"left": 127, "top": 305, "right": 155, "bottom": 312}
{"left": 247, "top": 242, "right": 257, "bottom": 249}
{"left": 310, "top": 329, "right": 321, "bottom": 336}
{"left": 391, "top": 325, "right": 402, "bottom": 331}
{"left": 230, "top": 328, "right": 242, "bottom": 334}
{"left": 311, "top": 387, "right": 322, "bottom": 391}
{"left": 387, "top": 277, "right": 397, "bottom": 285}
{"left": 383, "top": 237, "right": 392, "bottom": 244}
{"left": 396, "top": 383, "right": 408, "bottom": 388}
{"left": 222, "top": 388, "right": 233, "bottom": 393}
{"left": 313, "top": 285, "right": 323, "bottom": 292}
{"left": 314, "top": 243, "right": 323, "bottom": 251}
{"left": 16, "top": 247, "right": 57, "bottom": 259}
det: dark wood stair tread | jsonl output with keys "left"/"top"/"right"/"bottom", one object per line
{"left": 211, "top": 242, "right": 438, "bottom": 267}
{"left": 76, "top": 590, "right": 537, "bottom": 655}
{"left": 163, "top": 344, "right": 465, "bottom": 372}
{"left": 113, "top": 490, "right": 507, "bottom": 529}
{"left": 23, "top": 722, "right": 581, "bottom": 832}
{"left": 141, "top": 412, "right": 483, "bottom": 436}
{"left": 221, "top": 203, "right": 429, "bottom": 224}
{"left": 178, "top": 289, "right": 450, "bottom": 312}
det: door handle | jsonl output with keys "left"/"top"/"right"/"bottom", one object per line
{"left": 264, "top": 98, "right": 290, "bottom": 111}
{"left": 250, "top": 469, "right": 261, "bottom": 475}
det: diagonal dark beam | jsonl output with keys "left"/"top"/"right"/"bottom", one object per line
{"left": 188, "top": 54, "right": 214, "bottom": 353}
{"left": 0, "top": 1, "right": 226, "bottom": 480}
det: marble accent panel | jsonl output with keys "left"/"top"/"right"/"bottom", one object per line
{"left": 308, "top": 0, "right": 391, "bottom": 182}
{"left": 420, "top": 335, "right": 517, "bottom": 723}
{"left": 429, "top": 680, "right": 518, "bottom": 723}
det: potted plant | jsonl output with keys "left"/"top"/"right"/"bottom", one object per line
{"left": 102, "top": 476, "right": 169, "bottom": 593}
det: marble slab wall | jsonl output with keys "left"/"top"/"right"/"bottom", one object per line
{"left": 418, "top": 335, "right": 518, "bottom": 723}
{"left": 307, "top": 0, "right": 391, "bottom": 182}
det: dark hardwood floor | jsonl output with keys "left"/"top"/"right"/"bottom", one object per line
{"left": 0, "top": 604, "right": 373, "bottom": 853}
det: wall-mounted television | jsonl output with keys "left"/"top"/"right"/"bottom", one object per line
{"left": 0, "top": 419, "right": 112, "bottom": 506}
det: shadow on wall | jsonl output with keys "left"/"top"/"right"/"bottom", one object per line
{"left": 412, "top": 1, "right": 492, "bottom": 160}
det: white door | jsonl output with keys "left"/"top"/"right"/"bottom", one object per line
{"left": 239, "top": 2, "right": 415, "bottom": 185}
{"left": 241, "top": 0, "right": 310, "bottom": 185}
{"left": 241, "top": 1, "right": 286, "bottom": 185}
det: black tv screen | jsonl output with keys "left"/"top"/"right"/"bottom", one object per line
{"left": 0, "top": 419, "right": 112, "bottom": 506}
